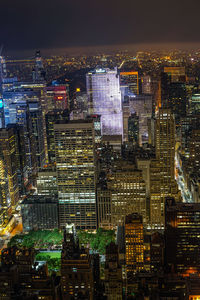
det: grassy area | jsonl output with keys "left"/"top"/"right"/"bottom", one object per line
{"left": 37, "top": 251, "right": 61, "bottom": 259}
{"left": 35, "top": 251, "right": 61, "bottom": 273}
{"left": 78, "top": 228, "right": 115, "bottom": 255}
{"left": 8, "top": 229, "right": 63, "bottom": 249}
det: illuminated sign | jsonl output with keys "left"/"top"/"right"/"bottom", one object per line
{"left": 96, "top": 68, "right": 106, "bottom": 73}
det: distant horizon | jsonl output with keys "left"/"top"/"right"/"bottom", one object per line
{"left": 5, "top": 42, "right": 200, "bottom": 59}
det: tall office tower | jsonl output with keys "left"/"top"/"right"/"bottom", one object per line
{"left": 97, "top": 186, "right": 112, "bottom": 229}
{"left": 128, "top": 113, "right": 139, "bottom": 144}
{"left": 150, "top": 109, "right": 179, "bottom": 229}
{"left": 188, "top": 93, "right": 200, "bottom": 115}
{"left": 0, "top": 53, "right": 7, "bottom": 94}
{"left": 86, "top": 68, "right": 123, "bottom": 136}
{"left": 12, "top": 101, "right": 37, "bottom": 181}
{"left": 7, "top": 124, "right": 28, "bottom": 193}
{"left": 45, "top": 110, "right": 69, "bottom": 163}
{"left": 108, "top": 162, "right": 147, "bottom": 227}
{"left": 61, "top": 231, "right": 94, "bottom": 300}
{"left": 180, "top": 115, "right": 200, "bottom": 158}
{"left": 45, "top": 85, "right": 69, "bottom": 112}
{"left": 142, "top": 75, "right": 151, "bottom": 94}
{"left": 120, "top": 71, "right": 139, "bottom": 95}
{"left": 86, "top": 114, "right": 101, "bottom": 143}
{"left": 104, "top": 242, "right": 123, "bottom": 300}
{"left": 3, "top": 89, "right": 41, "bottom": 126}
{"left": 54, "top": 120, "right": 96, "bottom": 229}
{"left": 0, "top": 128, "right": 19, "bottom": 209}
{"left": 161, "top": 67, "right": 186, "bottom": 122}
{"left": 136, "top": 157, "right": 151, "bottom": 198}
{"left": 189, "top": 129, "right": 200, "bottom": 170}
{"left": 21, "top": 195, "right": 58, "bottom": 231}
{"left": 155, "top": 109, "right": 176, "bottom": 189}
{"left": 125, "top": 214, "right": 144, "bottom": 275}
{"left": 129, "top": 94, "right": 153, "bottom": 144}
{"left": 28, "top": 101, "right": 45, "bottom": 168}
{"left": 165, "top": 201, "right": 200, "bottom": 275}
{"left": 32, "top": 50, "right": 45, "bottom": 82}
{"left": 122, "top": 101, "right": 130, "bottom": 142}
{"left": 36, "top": 166, "right": 57, "bottom": 196}
{"left": 163, "top": 66, "right": 186, "bottom": 82}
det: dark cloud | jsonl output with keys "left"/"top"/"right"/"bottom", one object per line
{"left": 1, "top": 0, "right": 200, "bottom": 54}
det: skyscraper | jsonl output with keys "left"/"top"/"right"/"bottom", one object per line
{"left": 125, "top": 213, "right": 144, "bottom": 275}
{"left": 108, "top": 162, "right": 147, "bottom": 227}
{"left": 165, "top": 201, "right": 200, "bottom": 275}
{"left": 54, "top": 120, "right": 97, "bottom": 229}
{"left": 150, "top": 109, "right": 179, "bottom": 229}
{"left": 45, "top": 85, "right": 69, "bottom": 112}
{"left": 120, "top": 71, "right": 139, "bottom": 95}
{"left": 86, "top": 68, "right": 123, "bottom": 136}
{"left": 61, "top": 231, "right": 94, "bottom": 300}
{"left": 104, "top": 242, "right": 123, "bottom": 300}
{"left": 0, "top": 128, "right": 19, "bottom": 210}
{"left": 45, "top": 110, "right": 69, "bottom": 163}
{"left": 161, "top": 68, "right": 186, "bottom": 122}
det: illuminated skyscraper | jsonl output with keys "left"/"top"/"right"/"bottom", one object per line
{"left": 108, "top": 162, "right": 147, "bottom": 227}
{"left": 161, "top": 67, "right": 186, "bottom": 122}
{"left": 128, "top": 94, "right": 153, "bottom": 144}
{"left": 45, "top": 85, "right": 69, "bottom": 112}
{"left": 86, "top": 68, "right": 123, "bottom": 136}
{"left": 165, "top": 201, "right": 200, "bottom": 275}
{"left": 54, "top": 120, "right": 96, "bottom": 229}
{"left": 125, "top": 213, "right": 144, "bottom": 275}
{"left": 120, "top": 71, "right": 139, "bottom": 95}
{"left": 28, "top": 101, "right": 45, "bottom": 168}
{"left": 0, "top": 128, "right": 19, "bottom": 210}
{"left": 32, "top": 50, "right": 45, "bottom": 82}
{"left": 150, "top": 109, "right": 179, "bottom": 229}
{"left": 45, "top": 110, "right": 69, "bottom": 163}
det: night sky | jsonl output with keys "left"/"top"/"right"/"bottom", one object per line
{"left": 1, "top": 0, "right": 200, "bottom": 55}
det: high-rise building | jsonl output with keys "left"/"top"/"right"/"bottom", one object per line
{"left": 0, "top": 128, "right": 19, "bottom": 209}
{"left": 61, "top": 230, "right": 94, "bottom": 300}
{"left": 125, "top": 213, "right": 144, "bottom": 275}
{"left": 21, "top": 195, "right": 59, "bottom": 231}
{"left": 104, "top": 242, "right": 123, "bottom": 300}
{"left": 128, "top": 113, "right": 139, "bottom": 144}
{"left": 45, "top": 85, "right": 69, "bottom": 112}
{"left": 188, "top": 93, "right": 200, "bottom": 115}
{"left": 86, "top": 68, "right": 123, "bottom": 136}
{"left": 150, "top": 109, "right": 179, "bottom": 229}
{"left": 163, "top": 66, "right": 186, "bottom": 83}
{"left": 142, "top": 75, "right": 151, "bottom": 94}
{"left": 161, "top": 68, "right": 186, "bottom": 122}
{"left": 128, "top": 94, "right": 153, "bottom": 144}
{"left": 165, "top": 201, "right": 200, "bottom": 275}
{"left": 45, "top": 110, "right": 69, "bottom": 163}
{"left": 97, "top": 186, "right": 112, "bottom": 229}
{"left": 36, "top": 166, "right": 57, "bottom": 196}
{"left": 108, "top": 162, "right": 147, "bottom": 227}
{"left": 120, "top": 71, "right": 139, "bottom": 95}
{"left": 28, "top": 100, "right": 45, "bottom": 168}
{"left": 32, "top": 50, "right": 45, "bottom": 82}
{"left": 54, "top": 120, "right": 97, "bottom": 230}
{"left": 7, "top": 124, "right": 28, "bottom": 193}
